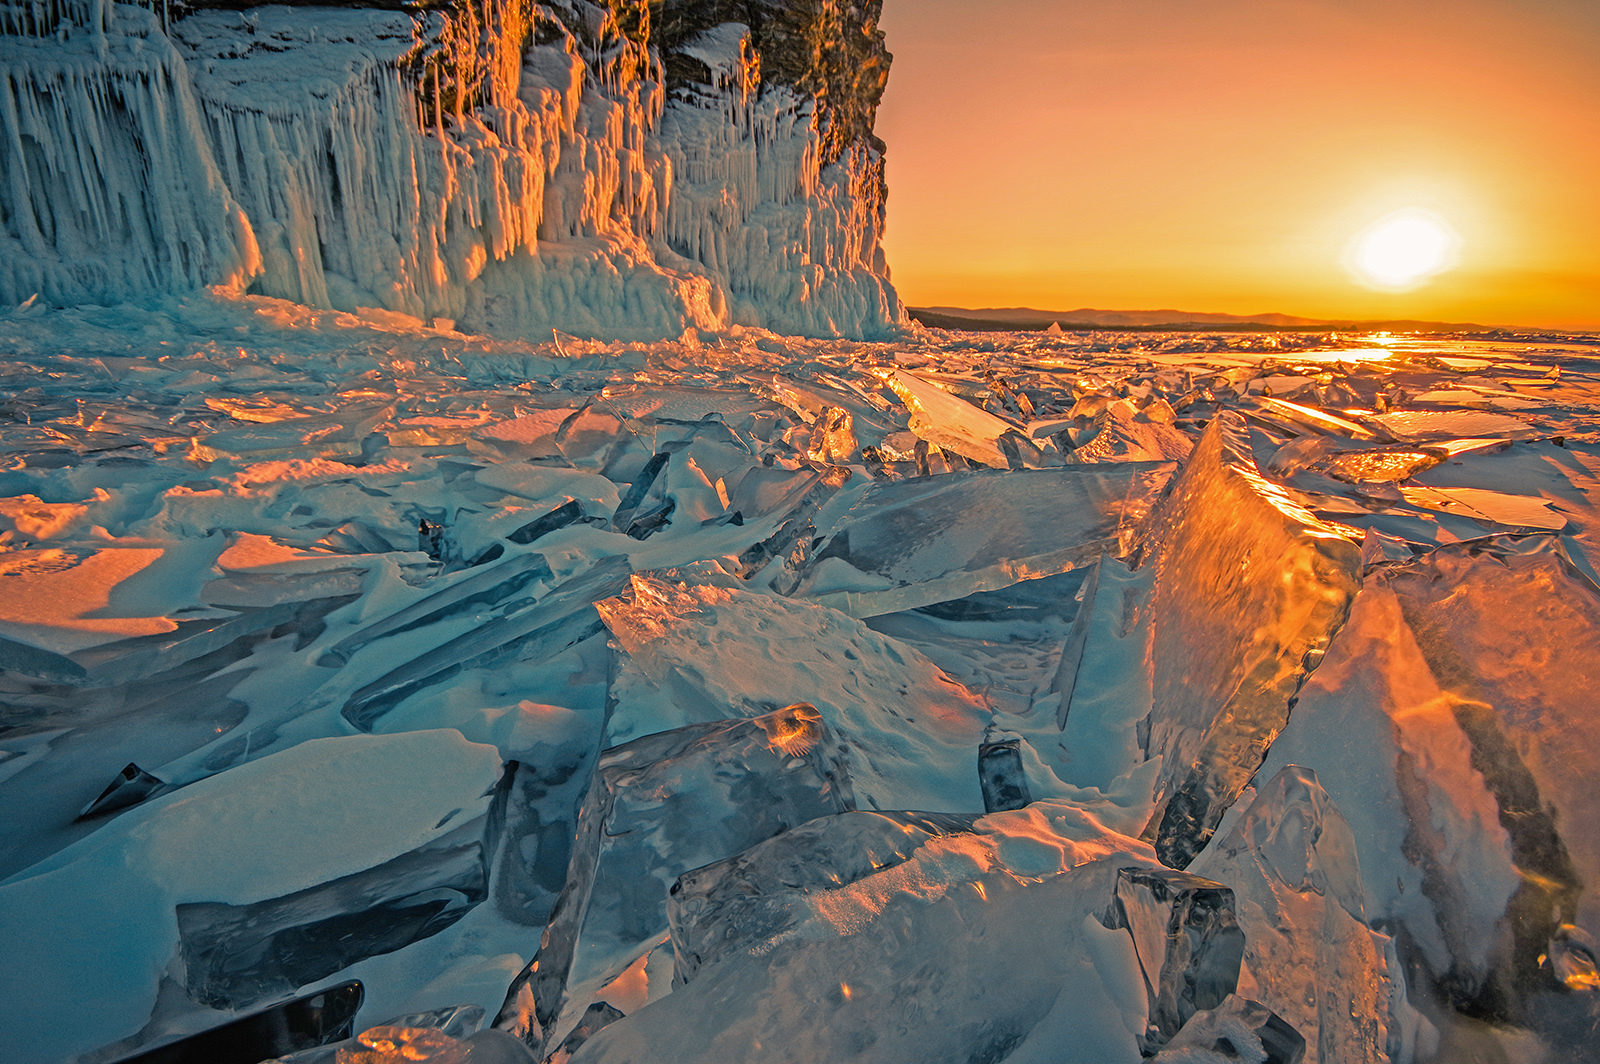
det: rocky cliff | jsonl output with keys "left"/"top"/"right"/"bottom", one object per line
{"left": 0, "top": 0, "right": 902, "bottom": 338}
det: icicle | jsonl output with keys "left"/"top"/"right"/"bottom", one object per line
{"left": 0, "top": 7, "right": 258, "bottom": 306}
{"left": 2, "top": 2, "right": 898, "bottom": 338}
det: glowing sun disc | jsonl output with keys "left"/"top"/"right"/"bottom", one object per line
{"left": 1347, "top": 209, "right": 1460, "bottom": 290}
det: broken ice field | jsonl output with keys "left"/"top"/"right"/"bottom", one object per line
{"left": 1, "top": 303, "right": 1599, "bottom": 1063}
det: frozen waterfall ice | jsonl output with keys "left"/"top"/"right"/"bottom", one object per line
{"left": 0, "top": 1, "right": 901, "bottom": 339}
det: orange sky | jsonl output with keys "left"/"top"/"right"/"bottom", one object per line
{"left": 875, "top": 0, "right": 1600, "bottom": 329}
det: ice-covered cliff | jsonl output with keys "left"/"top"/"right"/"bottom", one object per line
{"left": 0, "top": 0, "right": 902, "bottom": 339}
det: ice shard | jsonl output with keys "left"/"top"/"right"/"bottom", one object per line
{"left": 491, "top": 754, "right": 606, "bottom": 931}
{"left": 979, "top": 738, "right": 1034, "bottom": 813}
{"left": 265, "top": 1024, "right": 537, "bottom": 1064}
{"left": 559, "top": 802, "right": 1162, "bottom": 1064}
{"left": 78, "top": 761, "right": 173, "bottom": 819}
{"left": 257, "top": 1004, "right": 490, "bottom": 1064}
{"left": 340, "top": 556, "right": 631, "bottom": 732}
{"left": 1242, "top": 533, "right": 1600, "bottom": 1059}
{"left": 1152, "top": 995, "right": 1306, "bottom": 1064}
{"left": 1069, "top": 403, "right": 1196, "bottom": 464}
{"left": 1544, "top": 924, "right": 1599, "bottom": 992}
{"left": 0, "top": 731, "right": 504, "bottom": 1063}
{"left": 873, "top": 368, "right": 1024, "bottom": 468}
{"left": 1099, "top": 867, "right": 1246, "bottom": 1055}
{"left": 1136, "top": 413, "right": 1362, "bottom": 868}
{"left": 506, "top": 500, "right": 586, "bottom": 545}
{"left": 109, "top": 981, "right": 363, "bottom": 1064}
{"left": 1249, "top": 579, "right": 1521, "bottom": 1020}
{"left": 201, "top": 566, "right": 370, "bottom": 611}
{"left": 198, "top": 405, "right": 396, "bottom": 462}
{"left": 595, "top": 575, "right": 991, "bottom": 812}
{"left": 319, "top": 551, "right": 553, "bottom": 668}
{"left": 545, "top": 1002, "right": 625, "bottom": 1064}
{"left": 176, "top": 803, "right": 500, "bottom": 1010}
{"left": 1052, "top": 554, "right": 1156, "bottom": 792}
{"left": 1377, "top": 539, "right": 1600, "bottom": 1017}
{"left": 791, "top": 463, "right": 1173, "bottom": 618}
{"left": 732, "top": 465, "right": 853, "bottom": 583}
{"left": 0, "top": 544, "right": 362, "bottom": 687}
{"left": 666, "top": 810, "right": 979, "bottom": 986}
{"left": 1188, "top": 766, "right": 1391, "bottom": 1064}
{"left": 495, "top": 705, "right": 855, "bottom": 1050}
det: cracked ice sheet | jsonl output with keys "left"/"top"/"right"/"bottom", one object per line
{"left": 573, "top": 803, "right": 1159, "bottom": 1064}
{"left": 2, "top": 287, "right": 1599, "bottom": 1060}
{"left": 597, "top": 575, "right": 991, "bottom": 812}
{"left": 0, "top": 730, "right": 503, "bottom": 1063}
{"left": 1253, "top": 583, "right": 1521, "bottom": 982}
{"left": 874, "top": 368, "right": 1019, "bottom": 467}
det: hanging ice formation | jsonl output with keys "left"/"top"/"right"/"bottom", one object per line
{"left": 0, "top": 0, "right": 903, "bottom": 339}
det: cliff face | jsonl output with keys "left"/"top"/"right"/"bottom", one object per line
{"left": 0, "top": 0, "right": 902, "bottom": 338}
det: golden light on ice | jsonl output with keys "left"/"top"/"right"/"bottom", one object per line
{"left": 1346, "top": 209, "right": 1461, "bottom": 291}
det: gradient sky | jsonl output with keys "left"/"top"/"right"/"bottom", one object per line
{"left": 875, "top": 0, "right": 1600, "bottom": 329}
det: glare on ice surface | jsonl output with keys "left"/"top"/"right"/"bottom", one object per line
{"left": 0, "top": 547, "right": 182, "bottom": 651}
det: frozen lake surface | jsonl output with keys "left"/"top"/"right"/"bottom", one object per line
{"left": 1, "top": 292, "right": 1597, "bottom": 1063}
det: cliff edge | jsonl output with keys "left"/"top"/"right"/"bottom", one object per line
{"left": 0, "top": 0, "right": 903, "bottom": 338}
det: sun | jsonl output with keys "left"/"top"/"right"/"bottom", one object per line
{"left": 1346, "top": 208, "right": 1461, "bottom": 291}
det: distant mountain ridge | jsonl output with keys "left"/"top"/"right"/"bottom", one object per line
{"left": 910, "top": 305, "right": 1499, "bottom": 333}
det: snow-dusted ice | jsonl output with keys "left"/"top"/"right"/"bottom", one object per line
{"left": 0, "top": 287, "right": 1597, "bottom": 1063}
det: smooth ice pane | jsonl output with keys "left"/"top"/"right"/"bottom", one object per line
{"left": 1138, "top": 414, "right": 1362, "bottom": 868}
{"left": 494, "top": 705, "right": 854, "bottom": 1051}
{"left": 1189, "top": 766, "right": 1390, "bottom": 1064}
{"left": 596, "top": 575, "right": 991, "bottom": 812}
{"left": 564, "top": 804, "right": 1158, "bottom": 1064}
{"left": 793, "top": 464, "right": 1172, "bottom": 618}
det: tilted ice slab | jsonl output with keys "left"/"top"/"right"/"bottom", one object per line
{"left": 1370, "top": 409, "right": 1539, "bottom": 443}
{"left": 339, "top": 556, "right": 634, "bottom": 733}
{"left": 0, "top": 730, "right": 503, "bottom": 1063}
{"left": 1189, "top": 765, "right": 1395, "bottom": 1064}
{"left": 495, "top": 705, "right": 854, "bottom": 1052}
{"left": 791, "top": 463, "right": 1173, "bottom": 618}
{"left": 1051, "top": 555, "right": 1157, "bottom": 794}
{"left": 1251, "top": 536, "right": 1600, "bottom": 1056}
{"left": 569, "top": 804, "right": 1178, "bottom": 1064}
{"left": 1254, "top": 579, "right": 1520, "bottom": 1000}
{"left": 1378, "top": 541, "right": 1600, "bottom": 1020}
{"left": 1136, "top": 413, "right": 1362, "bottom": 868}
{"left": 0, "top": 539, "right": 364, "bottom": 687}
{"left": 873, "top": 368, "right": 1022, "bottom": 468}
{"left": 596, "top": 575, "right": 992, "bottom": 812}
{"left": 666, "top": 809, "right": 980, "bottom": 986}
